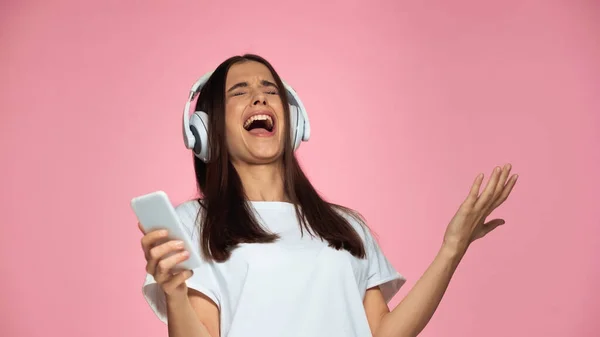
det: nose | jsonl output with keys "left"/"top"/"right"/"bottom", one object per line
{"left": 251, "top": 91, "right": 267, "bottom": 106}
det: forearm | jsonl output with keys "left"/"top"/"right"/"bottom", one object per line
{"left": 376, "top": 244, "right": 466, "bottom": 337}
{"left": 166, "top": 295, "right": 213, "bottom": 337}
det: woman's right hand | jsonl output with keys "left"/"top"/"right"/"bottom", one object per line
{"left": 138, "top": 222, "right": 194, "bottom": 300}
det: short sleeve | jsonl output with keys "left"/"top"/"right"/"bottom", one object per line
{"left": 141, "top": 200, "right": 222, "bottom": 324}
{"left": 364, "top": 228, "right": 406, "bottom": 303}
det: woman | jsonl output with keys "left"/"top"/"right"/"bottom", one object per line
{"left": 138, "top": 54, "right": 518, "bottom": 337}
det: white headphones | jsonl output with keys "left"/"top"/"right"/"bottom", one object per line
{"left": 182, "top": 70, "right": 311, "bottom": 162}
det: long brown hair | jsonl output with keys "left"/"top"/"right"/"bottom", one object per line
{"left": 193, "top": 54, "right": 366, "bottom": 262}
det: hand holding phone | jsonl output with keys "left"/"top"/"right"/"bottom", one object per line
{"left": 131, "top": 191, "right": 202, "bottom": 297}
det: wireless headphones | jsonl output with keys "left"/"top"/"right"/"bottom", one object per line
{"left": 182, "top": 70, "right": 311, "bottom": 162}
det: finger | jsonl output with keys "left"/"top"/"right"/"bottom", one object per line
{"left": 146, "top": 240, "right": 185, "bottom": 275}
{"left": 149, "top": 240, "right": 185, "bottom": 264}
{"left": 484, "top": 164, "right": 513, "bottom": 213}
{"left": 464, "top": 173, "right": 485, "bottom": 206}
{"left": 491, "top": 174, "right": 519, "bottom": 209}
{"left": 473, "top": 218, "right": 505, "bottom": 241}
{"left": 162, "top": 270, "right": 194, "bottom": 295}
{"left": 495, "top": 164, "right": 512, "bottom": 195}
{"left": 154, "top": 250, "right": 190, "bottom": 283}
{"left": 137, "top": 222, "right": 145, "bottom": 234}
{"left": 484, "top": 218, "right": 505, "bottom": 229}
{"left": 140, "top": 229, "right": 169, "bottom": 254}
{"left": 475, "top": 167, "right": 502, "bottom": 209}
{"left": 156, "top": 250, "right": 190, "bottom": 279}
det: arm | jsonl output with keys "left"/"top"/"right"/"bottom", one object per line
{"left": 138, "top": 224, "right": 221, "bottom": 337}
{"left": 366, "top": 243, "right": 464, "bottom": 337}
{"left": 366, "top": 165, "right": 518, "bottom": 337}
{"left": 166, "top": 290, "right": 220, "bottom": 337}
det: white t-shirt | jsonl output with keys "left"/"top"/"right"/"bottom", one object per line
{"left": 142, "top": 200, "right": 405, "bottom": 337}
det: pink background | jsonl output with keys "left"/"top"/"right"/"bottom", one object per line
{"left": 1, "top": 0, "right": 599, "bottom": 336}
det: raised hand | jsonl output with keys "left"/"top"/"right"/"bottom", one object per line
{"left": 138, "top": 222, "right": 194, "bottom": 299}
{"left": 443, "top": 164, "right": 518, "bottom": 253}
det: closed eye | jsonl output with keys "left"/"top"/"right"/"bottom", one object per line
{"left": 232, "top": 91, "right": 277, "bottom": 96}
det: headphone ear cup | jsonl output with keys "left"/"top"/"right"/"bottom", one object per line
{"left": 189, "top": 111, "right": 210, "bottom": 162}
{"left": 288, "top": 105, "right": 303, "bottom": 151}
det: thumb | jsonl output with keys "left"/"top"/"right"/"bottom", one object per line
{"left": 137, "top": 222, "right": 145, "bottom": 234}
{"left": 473, "top": 218, "right": 505, "bottom": 241}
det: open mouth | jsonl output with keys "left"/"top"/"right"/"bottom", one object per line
{"left": 243, "top": 113, "right": 275, "bottom": 135}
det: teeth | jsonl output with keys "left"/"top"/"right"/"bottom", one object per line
{"left": 244, "top": 114, "right": 273, "bottom": 129}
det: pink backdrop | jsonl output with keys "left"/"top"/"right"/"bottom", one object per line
{"left": 1, "top": 0, "right": 599, "bottom": 336}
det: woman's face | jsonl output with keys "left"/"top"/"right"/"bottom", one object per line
{"left": 224, "top": 61, "right": 286, "bottom": 165}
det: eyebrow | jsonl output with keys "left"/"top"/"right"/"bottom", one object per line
{"left": 227, "top": 80, "right": 278, "bottom": 93}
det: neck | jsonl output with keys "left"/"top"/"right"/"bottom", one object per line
{"left": 232, "top": 160, "right": 288, "bottom": 202}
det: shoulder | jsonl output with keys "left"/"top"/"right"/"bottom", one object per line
{"left": 174, "top": 199, "right": 204, "bottom": 238}
{"left": 175, "top": 198, "right": 203, "bottom": 218}
{"left": 330, "top": 204, "right": 375, "bottom": 244}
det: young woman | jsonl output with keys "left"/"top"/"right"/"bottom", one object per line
{"left": 138, "top": 54, "right": 518, "bottom": 337}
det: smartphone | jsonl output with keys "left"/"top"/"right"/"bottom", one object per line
{"left": 130, "top": 190, "right": 202, "bottom": 271}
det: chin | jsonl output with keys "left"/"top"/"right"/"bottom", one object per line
{"left": 230, "top": 127, "right": 285, "bottom": 164}
{"left": 247, "top": 149, "right": 284, "bottom": 164}
{"left": 239, "top": 135, "right": 283, "bottom": 162}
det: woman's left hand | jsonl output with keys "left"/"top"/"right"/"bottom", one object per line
{"left": 443, "top": 163, "right": 519, "bottom": 254}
